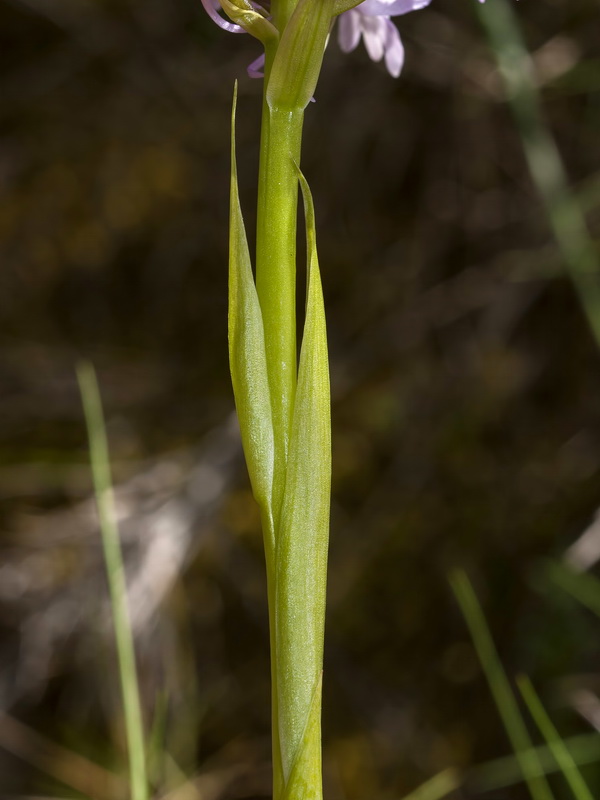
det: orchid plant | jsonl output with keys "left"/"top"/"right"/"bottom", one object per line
{"left": 200, "top": 1, "right": 484, "bottom": 799}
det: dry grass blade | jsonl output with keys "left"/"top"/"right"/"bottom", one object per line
{"left": 0, "top": 710, "right": 126, "bottom": 800}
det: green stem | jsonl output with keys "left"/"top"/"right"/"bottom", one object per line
{"left": 256, "top": 102, "right": 304, "bottom": 523}
{"left": 256, "top": 44, "right": 305, "bottom": 800}
{"left": 256, "top": 103, "right": 305, "bottom": 800}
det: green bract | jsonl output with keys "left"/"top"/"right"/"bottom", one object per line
{"left": 267, "top": 0, "right": 336, "bottom": 111}
{"left": 219, "top": 0, "right": 279, "bottom": 42}
{"left": 333, "top": 0, "right": 371, "bottom": 13}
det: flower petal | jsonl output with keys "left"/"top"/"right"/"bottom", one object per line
{"left": 338, "top": 9, "right": 362, "bottom": 52}
{"left": 200, "top": 0, "right": 245, "bottom": 33}
{"left": 361, "top": 15, "right": 387, "bottom": 62}
{"left": 383, "top": 18, "right": 404, "bottom": 77}
{"left": 359, "top": 0, "right": 431, "bottom": 16}
{"left": 247, "top": 52, "right": 266, "bottom": 77}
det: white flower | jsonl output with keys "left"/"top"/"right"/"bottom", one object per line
{"left": 337, "top": 0, "right": 433, "bottom": 78}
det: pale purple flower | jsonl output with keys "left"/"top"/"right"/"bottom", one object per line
{"left": 248, "top": 52, "right": 266, "bottom": 78}
{"left": 199, "top": 0, "right": 488, "bottom": 79}
{"left": 337, "top": 0, "right": 433, "bottom": 78}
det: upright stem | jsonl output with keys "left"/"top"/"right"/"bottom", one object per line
{"left": 256, "top": 102, "right": 304, "bottom": 522}
{"left": 256, "top": 53, "right": 305, "bottom": 800}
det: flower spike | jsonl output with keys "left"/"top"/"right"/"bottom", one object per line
{"left": 200, "top": 0, "right": 472, "bottom": 80}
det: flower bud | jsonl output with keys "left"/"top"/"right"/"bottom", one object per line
{"left": 218, "top": 0, "right": 278, "bottom": 43}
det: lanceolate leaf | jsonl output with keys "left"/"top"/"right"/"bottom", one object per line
{"left": 228, "top": 83, "right": 275, "bottom": 551}
{"left": 276, "top": 168, "right": 331, "bottom": 791}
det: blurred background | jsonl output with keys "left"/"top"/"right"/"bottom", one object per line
{"left": 1, "top": 0, "right": 600, "bottom": 797}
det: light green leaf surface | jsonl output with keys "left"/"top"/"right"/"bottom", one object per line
{"left": 266, "top": 0, "right": 335, "bottom": 111}
{"left": 228, "top": 83, "right": 276, "bottom": 551}
{"left": 276, "top": 169, "right": 330, "bottom": 791}
{"left": 282, "top": 674, "right": 323, "bottom": 800}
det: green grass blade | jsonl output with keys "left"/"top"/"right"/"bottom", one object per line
{"left": 228, "top": 81, "right": 276, "bottom": 555}
{"left": 77, "top": 361, "right": 148, "bottom": 800}
{"left": 397, "top": 732, "right": 600, "bottom": 799}
{"left": 476, "top": 0, "right": 600, "bottom": 348}
{"left": 450, "top": 571, "right": 555, "bottom": 800}
{"left": 546, "top": 560, "right": 600, "bottom": 619}
{"left": 518, "top": 676, "right": 594, "bottom": 800}
{"left": 147, "top": 689, "right": 169, "bottom": 790}
{"left": 275, "top": 168, "right": 330, "bottom": 797}
{"left": 468, "top": 733, "right": 600, "bottom": 793}
{"left": 398, "top": 769, "right": 460, "bottom": 800}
